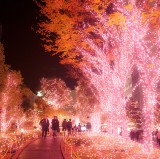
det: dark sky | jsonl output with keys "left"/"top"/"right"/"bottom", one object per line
{"left": 1, "top": 0, "right": 76, "bottom": 93}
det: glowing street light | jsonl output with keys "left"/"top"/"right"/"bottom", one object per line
{"left": 37, "top": 91, "right": 43, "bottom": 97}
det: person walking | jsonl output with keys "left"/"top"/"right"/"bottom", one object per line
{"left": 39, "top": 116, "right": 49, "bottom": 138}
{"left": 157, "top": 130, "right": 160, "bottom": 146}
{"left": 67, "top": 119, "right": 72, "bottom": 136}
{"left": 77, "top": 123, "right": 81, "bottom": 133}
{"left": 86, "top": 122, "right": 92, "bottom": 132}
{"left": 51, "top": 116, "right": 59, "bottom": 137}
{"left": 62, "top": 119, "right": 67, "bottom": 136}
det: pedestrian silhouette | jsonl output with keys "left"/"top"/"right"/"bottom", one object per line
{"left": 39, "top": 116, "right": 49, "bottom": 138}
{"left": 67, "top": 119, "right": 72, "bottom": 136}
{"left": 51, "top": 116, "right": 59, "bottom": 137}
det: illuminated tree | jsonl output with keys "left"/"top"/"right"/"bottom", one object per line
{"left": 40, "top": 78, "right": 72, "bottom": 110}
{"left": 115, "top": 0, "right": 160, "bottom": 151}
{"left": 35, "top": 0, "right": 110, "bottom": 65}
{"left": 21, "top": 86, "right": 35, "bottom": 111}
{"left": 36, "top": 0, "right": 160, "bottom": 151}
{"left": 35, "top": 0, "right": 133, "bottom": 135}
{"left": 0, "top": 43, "right": 9, "bottom": 133}
{"left": 84, "top": 0, "right": 160, "bottom": 148}
{"left": 74, "top": 81, "right": 99, "bottom": 122}
{"left": 77, "top": 1, "right": 139, "bottom": 135}
{"left": 33, "top": 95, "right": 57, "bottom": 121}
{"left": 1, "top": 70, "right": 23, "bottom": 132}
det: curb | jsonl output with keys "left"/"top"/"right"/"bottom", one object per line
{"left": 12, "top": 138, "right": 39, "bottom": 159}
{"left": 60, "top": 137, "right": 66, "bottom": 159}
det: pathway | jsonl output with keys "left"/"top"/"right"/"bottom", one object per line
{"left": 16, "top": 136, "right": 65, "bottom": 159}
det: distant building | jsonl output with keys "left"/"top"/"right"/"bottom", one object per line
{"left": 124, "top": 73, "right": 132, "bottom": 98}
{"left": 131, "top": 66, "right": 143, "bottom": 108}
{"left": 125, "top": 65, "right": 144, "bottom": 129}
{"left": 125, "top": 65, "right": 143, "bottom": 107}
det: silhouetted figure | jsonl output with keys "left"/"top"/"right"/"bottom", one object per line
{"left": 62, "top": 119, "right": 67, "bottom": 131}
{"left": 86, "top": 122, "right": 92, "bottom": 131}
{"left": 39, "top": 116, "right": 49, "bottom": 138}
{"left": 62, "top": 119, "right": 67, "bottom": 136}
{"left": 67, "top": 119, "right": 72, "bottom": 136}
{"left": 77, "top": 123, "right": 81, "bottom": 133}
{"left": 51, "top": 116, "right": 59, "bottom": 137}
{"left": 134, "top": 130, "right": 139, "bottom": 141}
{"left": 157, "top": 130, "right": 160, "bottom": 146}
{"left": 130, "top": 130, "right": 135, "bottom": 141}
{"left": 72, "top": 125, "right": 77, "bottom": 135}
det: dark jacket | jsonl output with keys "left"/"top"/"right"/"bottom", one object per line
{"left": 39, "top": 119, "right": 49, "bottom": 131}
{"left": 51, "top": 119, "right": 59, "bottom": 131}
{"left": 62, "top": 120, "right": 67, "bottom": 130}
{"left": 67, "top": 121, "right": 72, "bottom": 131}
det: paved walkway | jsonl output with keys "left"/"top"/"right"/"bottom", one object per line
{"left": 16, "top": 136, "right": 65, "bottom": 159}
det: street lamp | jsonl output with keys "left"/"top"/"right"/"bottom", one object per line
{"left": 37, "top": 91, "right": 43, "bottom": 97}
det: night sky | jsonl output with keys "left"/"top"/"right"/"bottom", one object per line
{"left": 1, "top": 0, "right": 76, "bottom": 93}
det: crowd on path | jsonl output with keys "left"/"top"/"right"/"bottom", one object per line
{"left": 39, "top": 116, "right": 92, "bottom": 138}
{"left": 129, "top": 129, "right": 160, "bottom": 146}
{"left": 39, "top": 116, "right": 160, "bottom": 149}
{"left": 153, "top": 129, "right": 160, "bottom": 146}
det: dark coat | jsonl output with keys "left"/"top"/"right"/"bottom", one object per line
{"left": 67, "top": 121, "right": 72, "bottom": 131}
{"left": 51, "top": 119, "right": 59, "bottom": 131}
{"left": 62, "top": 120, "right": 67, "bottom": 130}
{"left": 39, "top": 119, "right": 49, "bottom": 131}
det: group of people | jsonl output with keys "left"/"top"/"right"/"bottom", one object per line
{"left": 39, "top": 116, "right": 92, "bottom": 138}
{"left": 129, "top": 129, "right": 160, "bottom": 146}
{"left": 153, "top": 129, "right": 160, "bottom": 146}
{"left": 129, "top": 129, "right": 143, "bottom": 142}
{"left": 39, "top": 116, "right": 50, "bottom": 138}
{"left": 61, "top": 118, "right": 73, "bottom": 135}
{"left": 39, "top": 116, "right": 74, "bottom": 138}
